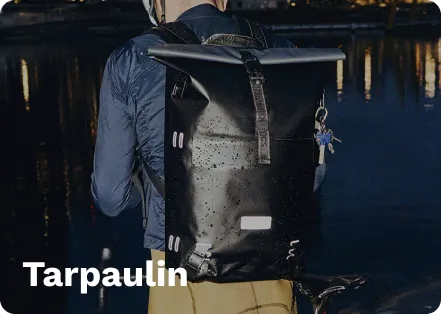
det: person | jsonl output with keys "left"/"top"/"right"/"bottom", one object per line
{"left": 91, "top": 0, "right": 298, "bottom": 313}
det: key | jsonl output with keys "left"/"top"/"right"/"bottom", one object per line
{"left": 315, "top": 120, "right": 321, "bottom": 131}
{"left": 326, "top": 129, "right": 337, "bottom": 154}
{"left": 327, "top": 142, "right": 335, "bottom": 154}
{"left": 332, "top": 136, "right": 342, "bottom": 143}
{"left": 318, "top": 143, "right": 325, "bottom": 164}
{"left": 327, "top": 129, "right": 342, "bottom": 143}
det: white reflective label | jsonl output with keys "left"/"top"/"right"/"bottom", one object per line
{"left": 240, "top": 216, "right": 272, "bottom": 230}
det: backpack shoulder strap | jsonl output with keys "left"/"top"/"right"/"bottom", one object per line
{"left": 145, "top": 21, "right": 201, "bottom": 44}
{"left": 232, "top": 15, "right": 271, "bottom": 49}
{"left": 140, "top": 20, "right": 199, "bottom": 202}
{"left": 138, "top": 22, "right": 201, "bottom": 228}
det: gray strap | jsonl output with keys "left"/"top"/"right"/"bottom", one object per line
{"left": 240, "top": 51, "right": 271, "bottom": 164}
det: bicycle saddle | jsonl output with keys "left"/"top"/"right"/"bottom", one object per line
{"left": 295, "top": 274, "right": 369, "bottom": 314}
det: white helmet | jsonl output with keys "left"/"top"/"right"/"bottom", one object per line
{"left": 142, "top": 0, "right": 159, "bottom": 25}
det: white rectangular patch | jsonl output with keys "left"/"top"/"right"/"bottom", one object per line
{"left": 240, "top": 216, "right": 272, "bottom": 230}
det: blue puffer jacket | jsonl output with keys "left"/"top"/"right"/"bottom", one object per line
{"left": 91, "top": 4, "right": 295, "bottom": 251}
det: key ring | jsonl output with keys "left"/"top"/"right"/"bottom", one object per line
{"left": 315, "top": 107, "right": 328, "bottom": 122}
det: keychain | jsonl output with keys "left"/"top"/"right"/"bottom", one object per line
{"left": 314, "top": 91, "right": 341, "bottom": 165}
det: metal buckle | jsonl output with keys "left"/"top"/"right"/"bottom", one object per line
{"left": 172, "top": 75, "right": 188, "bottom": 99}
{"left": 194, "top": 243, "right": 212, "bottom": 258}
{"left": 184, "top": 243, "right": 212, "bottom": 280}
{"left": 250, "top": 71, "right": 265, "bottom": 83}
{"left": 240, "top": 51, "right": 264, "bottom": 83}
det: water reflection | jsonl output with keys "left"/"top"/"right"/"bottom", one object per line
{"left": 20, "top": 59, "right": 29, "bottom": 110}
{"left": 2, "top": 34, "right": 441, "bottom": 314}
{"left": 364, "top": 47, "right": 372, "bottom": 101}
{"left": 336, "top": 59, "right": 344, "bottom": 101}
{"left": 425, "top": 43, "right": 436, "bottom": 100}
{"left": 332, "top": 35, "right": 441, "bottom": 106}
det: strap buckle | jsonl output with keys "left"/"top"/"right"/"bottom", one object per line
{"left": 240, "top": 52, "right": 265, "bottom": 83}
{"left": 172, "top": 74, "right": 189, "bottom": 99}
{"left": 184, "top": 243, "right": 212, "bottom": 281}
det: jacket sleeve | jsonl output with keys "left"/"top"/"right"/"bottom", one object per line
{"left": 91, "top": 43, "right": 142, "bottom": 217}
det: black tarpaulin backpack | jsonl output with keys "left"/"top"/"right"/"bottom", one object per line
{"left": 140, "top": 16, "right": 346, "bottom": 283}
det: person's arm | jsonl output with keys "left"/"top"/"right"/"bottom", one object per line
{"left": 91, "top": 43, "right": 141, "bottom": 217}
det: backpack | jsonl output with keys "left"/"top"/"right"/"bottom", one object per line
{"left": 139, "top": 15, "right": 345, "bottom": 283}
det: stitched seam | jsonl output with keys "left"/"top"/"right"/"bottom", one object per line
{"left": 250, "top": 282, "right": 259, "bottom": 314}
{"left": 187, "top": 283, "right": 197, "bottom": 314}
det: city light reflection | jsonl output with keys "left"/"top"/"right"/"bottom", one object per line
{"left": 20, "top": 59, "right": 30, "bottom": 111}
{"left": 437, "top": 38, "right": 441, "bottom": 94}
{"left": 336, "top": 59, "right": 344, "bottom": 101}
{"left": 416, "top": 42, "right": 422, "bottom": 86}
{"left": 365, "top": 47, "right": 372, "bottom": 101}
{"left": 424, "top": 43, "right": 435, "bottom": 99}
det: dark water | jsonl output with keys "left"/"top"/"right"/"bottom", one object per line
{"left": 1, "top": 33, "right": 441, "bottom": 314}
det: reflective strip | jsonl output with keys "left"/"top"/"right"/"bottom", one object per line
{"left": 178, "top": 133, "right": 184, "bottom": 148}
{"left": 290, "top": 240, "right": 300, "bottom": 246}
{"left": 168, "top": 235, "right": 174, "bottom": 250}
{"left": 240, "top": 216, "right": 272, "bottom": 230}
{"left": 174, "top": 237, "right": 180, "bottom": 252}
{"left": 172, "top": 132, "right": 177, "bottom": 147}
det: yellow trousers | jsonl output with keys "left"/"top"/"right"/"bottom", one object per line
{"left": 148, "top": 250, "right": 297, "bottom": 314}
